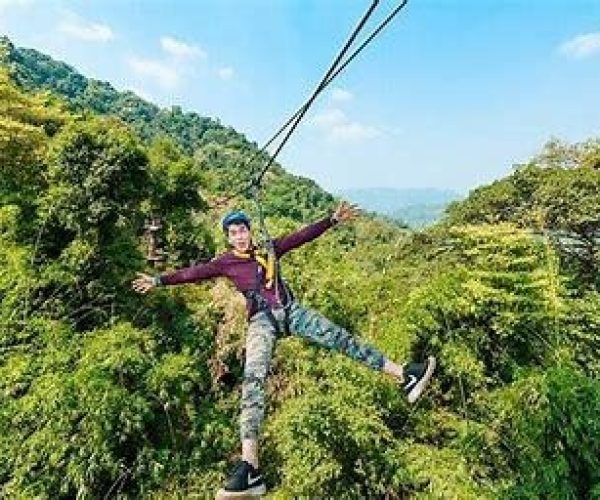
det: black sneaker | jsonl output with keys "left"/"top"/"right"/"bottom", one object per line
{"left": 402, "top": 356, "right": 436, "bottom": 404}
{"left": 216, "top": 459, "right": 266, "bottom": 498}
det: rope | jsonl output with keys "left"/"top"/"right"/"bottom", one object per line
{"left": 208, "top": 0, "right": 410, "bottom": 208}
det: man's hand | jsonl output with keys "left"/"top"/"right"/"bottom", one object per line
{"left": 132, "top": 272, "right": 157, "bottom": 294}
{"left": 332, "top": 201, "right": 361, "bottom": 224}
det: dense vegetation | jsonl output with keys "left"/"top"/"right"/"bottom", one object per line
{"left": 1, "top": 38, "right": 599, "bottom": 499}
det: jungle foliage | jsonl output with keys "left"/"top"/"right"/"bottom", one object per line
{"left": 1, "top": 39, "right": 599, "bottom": 499}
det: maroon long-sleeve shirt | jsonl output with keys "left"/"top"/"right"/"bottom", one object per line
{"left": 159, "top": 215, "right": 336, "bottom": 318}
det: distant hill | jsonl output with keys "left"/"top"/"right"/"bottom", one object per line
{"left": 336, "top": 187, "right": 463, "bottom": 227}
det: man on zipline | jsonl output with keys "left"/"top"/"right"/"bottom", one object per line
{"left": 132, "top": 201, "right": 436, "bottom": 498}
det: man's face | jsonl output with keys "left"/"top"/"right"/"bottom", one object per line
{"left": 227, "top": 223, "right": 252, "bottom": 251}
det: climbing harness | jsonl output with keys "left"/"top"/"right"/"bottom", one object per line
{"left": 243, "top": 185, "right": 295, "bottom": 335}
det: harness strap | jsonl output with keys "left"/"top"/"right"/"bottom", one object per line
{"left": 244, "top": 289, "right": 291, "bottom": 336}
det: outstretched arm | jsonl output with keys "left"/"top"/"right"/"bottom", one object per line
{"left": 274, "top": 201, "right": 361, "bottom": 257}
{"left": 132, "top": 258, "right": 224, "bottom": 294}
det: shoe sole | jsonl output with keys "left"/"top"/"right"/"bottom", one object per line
{"left": 407, "top": 355, "right": 436, "bottom": 404}
{"left": 216, "top": 484, "right": 266, "bottom": 499}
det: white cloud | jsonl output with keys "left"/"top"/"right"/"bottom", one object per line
{"left": 160, "top": 36, "right": 206, "bottom": 59}
{"left": 313, "top": 108, "right": 347, "bottom": 128}
{"left": 58, "top": 12, "right": 114, "bottom": 42}
{"left": 312, "top": 108, "right": 381, "bottom": 142}
{"left": 559, "top": 32, "right": 600, "bottom": 59}
{"left": 329, "top": 122, "right": 381, "bottom": 141}
{"left": 128, "top": 38, "right": 232, "bottom": 89}
{"left": 0, "top": 0, "right": 32, "bottom": 11}
{"left": 330, "top": 88, "right": 354, "bottom": 102}
{"left": 127, "top": 37, "right": 205, "bottom": 90}
{"left": 127, "top": 56, "right": 178, "bottom": 88}
{"left": 217, "top": 66, "right": 235, "bottom": 80}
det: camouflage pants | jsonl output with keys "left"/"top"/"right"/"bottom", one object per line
{"left": 240, "top": 301, "right": 386, "bottom": 440}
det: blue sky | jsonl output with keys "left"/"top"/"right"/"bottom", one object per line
{"left": 1, "top": 0, "right": 600, "bottom": 194}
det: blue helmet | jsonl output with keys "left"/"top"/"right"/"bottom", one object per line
{"left": 222, "top": 210, "right": 251, "bottom": 232}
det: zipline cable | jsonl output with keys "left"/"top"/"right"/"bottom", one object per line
{"left": 208, "top": 0, "right": 409, "bottom": 208}
{"left": 250, "top": 0, "right": 381, "bottom": 188}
